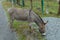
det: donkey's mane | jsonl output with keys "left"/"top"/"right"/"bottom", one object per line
{"left": 36, "top": 13, "right": 44, "bottom": 23}
{"left": 32, "top": 12, "right": 44, "bottom": 24}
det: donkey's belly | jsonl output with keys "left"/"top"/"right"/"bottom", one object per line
{"left": 15, "top": 15, "right": 28, "bottom": 21}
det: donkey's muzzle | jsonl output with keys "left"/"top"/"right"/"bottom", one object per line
{"left": 39, "top": 29, "right": 46, "bottom": 36}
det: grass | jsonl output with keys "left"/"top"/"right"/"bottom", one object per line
{"left": 2, "top": 0, "right": 60, "bottom": 40}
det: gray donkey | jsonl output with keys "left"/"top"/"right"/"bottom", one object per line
{"left": 8, "top": 7, "right": 48, "bottom": 36}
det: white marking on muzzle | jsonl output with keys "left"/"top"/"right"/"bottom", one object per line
{"left": 42, "top": 33, "right": 46, "bottom": 36}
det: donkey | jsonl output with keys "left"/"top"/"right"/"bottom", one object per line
{"left": 8, "top": 7, "right": 48, "bottom": 36}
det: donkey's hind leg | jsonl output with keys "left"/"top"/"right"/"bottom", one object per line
{"left": 10, "top": 16, "right": 14, "bottom": 32}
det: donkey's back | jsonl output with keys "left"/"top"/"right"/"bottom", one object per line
{"left": 8, "top": 7, "right": 35, "bottom": 21}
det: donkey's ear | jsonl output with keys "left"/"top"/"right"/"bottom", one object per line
{"left": 44, "top": 21, "right": 48, "bottom": 25}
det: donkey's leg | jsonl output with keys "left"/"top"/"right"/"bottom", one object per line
{"left": 29, "top": 22, "right": 34, "bottom": 33}
{"left": 10, "top": 16, "right": 14, "bottom": 32}
{"left": 10, "top": 18, "right": 14, "bottom": 29}
{"left": 29, "top": 22, "right": 32, "bottom": 33}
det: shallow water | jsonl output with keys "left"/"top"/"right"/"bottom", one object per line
{"left": 0, "top": 3, "right": 17, "bottom": 40}
{"left": 43, "top": 17, "right": 60, "bottom": 40}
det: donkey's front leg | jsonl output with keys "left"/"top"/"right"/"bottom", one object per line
{"left": 29, "top": 22, "right": 34, "bottom": 34}
{"left": 29, "top": 23, "right": 32, "bottom": 33}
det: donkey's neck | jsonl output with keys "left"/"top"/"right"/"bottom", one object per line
{"left": 33, "top": 13, "right": 44, "bottom": 26}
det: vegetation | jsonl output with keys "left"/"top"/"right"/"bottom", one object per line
{"left": 2, "top": 0, "right": 60, "bottom": 40}
{"left": 2, "top": 0, "right": 60, "bottom": 17}
{"left": 58, "top": 0, "right": 60, "bottom": 15}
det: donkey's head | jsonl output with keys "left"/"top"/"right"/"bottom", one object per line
{"left": 39, "top": 21, "right": 48, "bottom": 36}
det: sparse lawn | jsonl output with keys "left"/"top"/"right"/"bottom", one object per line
{"left": 2, "top": 0, "right": 60, "bottom": 40}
